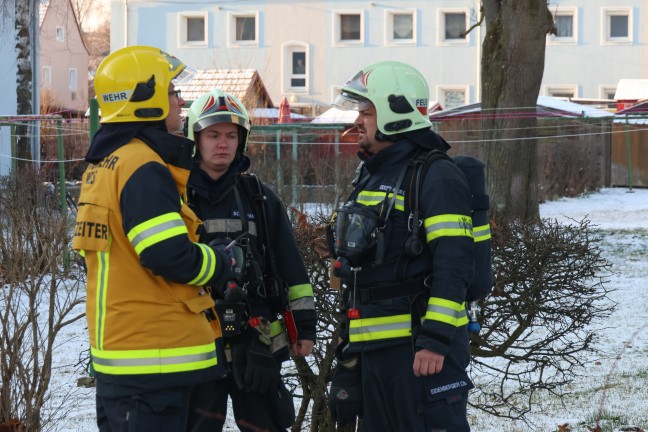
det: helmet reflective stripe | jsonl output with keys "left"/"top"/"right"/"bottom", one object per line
{"left": 334, "top": 61, "right": 433, "bottom": 136}
{"left": 424, "top": 298, "right": 468, "bottom": 327}
{"left": 424, "top": 214, "right": 474, "bottom": 242}
{"left": 127, "top": 212, "right": 188, "bottom": 255}
{"left": 91, "top": 344, "right": 218, "bottom": 375}
{"left": 349, "top": 314, "right": 411, "bottom": 342}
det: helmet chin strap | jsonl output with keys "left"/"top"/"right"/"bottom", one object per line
{"left": 375, "top": 131, "right": 403, "bottom": 143}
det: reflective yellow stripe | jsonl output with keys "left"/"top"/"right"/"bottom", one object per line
{"left": 188, "top": 243, "right": 216, "bottom": 285}
{"left": 349, "top": 314, "right": 411, "bottom": 342}
{"left": 473, "top": 223, "right": 491, "bottom": 242}
{"left": 288, "top": 283, "right": 314, "bottom": 301}
{"left": 270, "top": 321, "right": 289, "bottom": 353}
{"left": 424, "top": 214, "right": 473, "bottom": 242}
{"left": 424, "top": 298, "right": 468, "bottom": 327}
{"left": 127, "top": 212, "right": 188, "bottom": 255}
{"left": 357, "top": 190, "right": 404, "bottom": 211}
{"left": 91, "top": 343, "right": 218, "bottom": 375}
{"left": 96, "top": 249, "right": 109, "bottom": 350}
{"left": 270, "top": 320, "right": 284, "bottom": 337}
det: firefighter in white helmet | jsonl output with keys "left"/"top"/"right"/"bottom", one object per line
{"left": 185, "top": 88, "right": 317, "bottom": 431}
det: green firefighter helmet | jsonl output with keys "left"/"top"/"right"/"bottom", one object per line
{"left": 94, "top": 45, "right": 195, "bottom": 123}
{"left": 187, "top": 88, "right": 252, "bottom": 156}
{"left": 333, "top": 61, "right": 432, "bottom": 136}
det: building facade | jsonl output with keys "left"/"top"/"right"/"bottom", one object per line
{"left": 1, "top": 1, "right": 19, "bottom": 176}
{"left": 110, "top": 0, "right": 647, "bottom": 114}
{"left": 40, "top": 0, "right": 90, "bottom": 115}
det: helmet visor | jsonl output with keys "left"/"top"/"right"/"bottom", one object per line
{"left": 332, "top": 91, "right": 368, "bottom": 111}
{"left": 173, "top": 64, "right": 196, "bottom": 85}
{"left": 160, "top": 49, "right": 196, "bottom": 84}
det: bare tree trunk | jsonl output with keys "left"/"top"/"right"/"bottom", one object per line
{"left": 480, "top": 0, "right": 554, "bottom": 220}
{"left": 14, "top": 0, "right": 33, "bottom": 172}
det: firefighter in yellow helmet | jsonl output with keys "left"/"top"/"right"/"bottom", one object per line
{"left": 73, "top": 46, "right": 232, "bottom": 431}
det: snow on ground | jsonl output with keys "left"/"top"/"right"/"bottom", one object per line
{"left": 471, "top": 187, "right": 648, "bottom": 432}
{"left": 44, "top": 187, "right": 648, "bottom": 431}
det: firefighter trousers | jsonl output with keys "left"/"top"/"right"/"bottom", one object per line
{"left": 96, "top": 378, "right": 228, "bottom": 432}
{"left": 360, "top": 343, "right": 472, "bottom": 432}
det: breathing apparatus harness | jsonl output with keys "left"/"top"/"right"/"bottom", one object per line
{"left": 211, "top": 174, "right": 298, "bottom": 343}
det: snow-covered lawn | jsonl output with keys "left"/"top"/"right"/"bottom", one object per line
{"left": 45, "top": 188, "right": 648, "bottom": 432}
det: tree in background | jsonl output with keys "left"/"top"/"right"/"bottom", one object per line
{"left": 480, "top": 0, "right": 556, "bottom": 220}
{"left": 13, "top": 0, "right": 36, "bottom": 172}
{"left": 71, "top": 0, "right": 110, "bottom": 84}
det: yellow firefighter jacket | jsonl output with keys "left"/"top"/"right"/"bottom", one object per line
{"left": 73, "top": 127, "right": 225, "bottom": 392}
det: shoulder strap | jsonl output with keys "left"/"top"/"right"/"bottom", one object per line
{"left": 238, "top": 174, "right": 268, "bottom": 245}
{"left": 405, "top": 149, "right": 452, "bottom": 236}
{"left": 238, "top": 174, "right": 288, "bottom": 307}
{"left": 395, "top": 149, "right": 453, "bottom": 281}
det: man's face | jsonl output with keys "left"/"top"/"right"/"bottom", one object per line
{"left": 165, "top": 84, "right": 185, "bottom": 134}
{"left": 354, "top": 102, "right": 391, "bottom": 154}
{"left": 197, "top": 122, "right": 240, "bottom": 180}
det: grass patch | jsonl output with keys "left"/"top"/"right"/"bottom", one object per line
{"left": 578, "top": 410, "right": 629, "bottom": 432}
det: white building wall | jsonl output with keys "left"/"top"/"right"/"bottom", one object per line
{"left": 542, "top": 0, "right": 645, "bottom": 99}
{"left": 110, "top": 0, "right": 647, "bottom": 110}
{"left": 0, "top": 0, "right": 18, "bottom": 176}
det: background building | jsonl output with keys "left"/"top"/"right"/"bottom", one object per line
{"left": 40, "top": 0, "right": 90, "bottom": 115}
{"left": 110, "top": 0, "right": 647, "bottom": 114}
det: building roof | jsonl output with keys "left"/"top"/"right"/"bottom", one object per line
{"left": 250, "top": 107, "right": 308, "bottom": 120}
{"left": 311, "top": 101, "right": 441, "bottom": 124}
{"left": 614, "top": 79, "right": 648, "bottom": 101}
{"left": 39, "top": 1, "right": 48, "bottom": 27}
{"left": 177, "top": 69, "right": 274, "bottom": 108}
{"left": 429, "top": 96, "right": 613, "bottom": 120}
{"left": 310, "top": 107, "right": 358, "bottom": 124}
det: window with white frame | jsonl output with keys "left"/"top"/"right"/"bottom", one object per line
{"left": 42, "top": 66, "right": 51, "bottom": 88}
{"left": 69, "top": 68, "right": 77, "bottom": 100}
{"left": 602, "top": 8, "right": 632, "bottom": 44}
{"left": 56, "top": 26, "right": 65, "bottom": 42}
{"left": 69, "top": 68, "right": 77, "bottom": 90}
{"left": 385, "top": 10, "right": 416, "bottom": 44}
{"left": 549, "top": 7, "right": 578, "bottom": 44}
{"left": 545, "top": 85, "right": 578, "bottom": 99}
{"left": 229, "top": 12, "right": 258, "bottom": 45}
{"left": 438, "top": 9, "right": 468, "bottom": 44}
{"left": 600, "top": 86, "right": 617, "bottom": 101}
{"left": 438, "top": 86, "right": 468, "bottom": 109}
{"left": 178, "top": 12, "right": 207, "bottom": 46}
{"left": 333, "top": 10, "right": 363, "bottom": 45}
{"left": 283, "top": 43, "right": 308, "bottom": 92}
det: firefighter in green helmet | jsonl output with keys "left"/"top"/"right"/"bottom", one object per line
{"left": 327, "top": 61, "right": 476, "bottom": 431}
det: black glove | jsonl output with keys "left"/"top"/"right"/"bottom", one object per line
{"left": 329, "top": 346, "right": 362, "bottom": 426}
{"left": 231, "top": 321, "right": 280, "bottom": 394}
{"left": 207, "top": 239, "right": 236, "bottom": 295}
